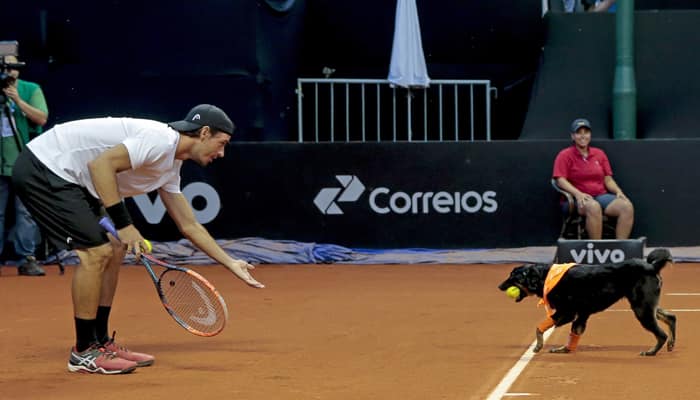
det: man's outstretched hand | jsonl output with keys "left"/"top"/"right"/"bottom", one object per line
{"left": 229, "top": 260, "right": 265, "bottom": 288}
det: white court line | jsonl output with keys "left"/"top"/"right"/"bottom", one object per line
{"left": 667, "top": 293, "right": 700, "bottom": 296}
{"left": 608, "top": 309, "right": 700, "bottom": 312}
{"left": 486, "top": 329, "right": 553, "bottom": 400}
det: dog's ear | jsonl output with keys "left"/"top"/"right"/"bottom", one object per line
{"left": 522, "top": 264, "right": 547, "bottom": 295}
{"left": 498, "top": 264, "right": 528, "bottom": 290}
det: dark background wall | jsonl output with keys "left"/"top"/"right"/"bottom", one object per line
{"left": 521, "top": 10, "right": 700, "bottom": 139}
{"left": 3, "top": 1, "right": 270, "bottom": 140}
{"left": 3, "top": 0, "right": 545, "bottom": 141}
{"left": 5, "top": 2, "right": 700, "bottom": 142}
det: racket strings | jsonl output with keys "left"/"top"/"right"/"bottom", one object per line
{"left": 158, "top": 269, "right": 227, "bottom": 335}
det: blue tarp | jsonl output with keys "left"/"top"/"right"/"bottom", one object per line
{"left": 42, "top": 237, "right": 557, "bottom": 266}
{"left": 41, "top": 238, "right": 700, "bottom": 266}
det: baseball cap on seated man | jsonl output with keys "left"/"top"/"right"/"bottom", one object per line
{"left": 570, "top": 118, "right": 592, "bottom": 133}
{"left": 168, "top": 104, "right": 235, "bottom": 135}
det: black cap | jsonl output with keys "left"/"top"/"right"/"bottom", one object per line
{"left": 570, "top": 118, "right": 592, "bottom": 133}
{"left": 168, "top": 104, "right": 235, "bottom": 135}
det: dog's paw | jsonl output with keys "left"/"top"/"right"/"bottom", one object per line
{"left": 641, "top": 341, "right": 666, "bottom": 356}
{"left": 549, "top": 346, "right": 572, "bottom": 354}
{"left": 639, "top": 350, "right": 658, "bottom": 356}
{"left": 667, "top": 341, "right": 675, "bottom": 352}
{"left": 533, "top": 328, "right": 544, "bottom": 353}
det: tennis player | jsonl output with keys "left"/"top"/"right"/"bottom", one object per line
{"left": 12, "top": 104, "right": 264, "bottom": 374}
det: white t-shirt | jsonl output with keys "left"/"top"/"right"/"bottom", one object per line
{"left": 27, "top": 117, "right": 182, "bottom": 199}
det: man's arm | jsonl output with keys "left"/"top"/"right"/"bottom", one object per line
{"left": 592, "top": 0, "right": 616, "bottom": 12}
{"left": 159, "top": 188, "right": 264, "bottom": 288}
{"left": 4, "top": 84, "right": 48, "bottom": 126}
{"left": 88, "top": 144, "right": 132, "bottom": 207}
{"left": 555, "top": 177, "right": 594, "bottom": 205}
{"left": 603, "top": 176, "right": 628, "bottom": 200}
{"left": 87, "top": 144, "right": 145, "bottom": 253}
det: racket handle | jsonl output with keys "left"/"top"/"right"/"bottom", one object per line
{"left": 99, "top": 216, "right": 119, "bottom": 239}
{"left": 99, "top": 216, "right": 152, "bottom": 252}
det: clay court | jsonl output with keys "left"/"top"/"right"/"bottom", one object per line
{"left": 1, "top": 260, "right": 698, "bottom": 400}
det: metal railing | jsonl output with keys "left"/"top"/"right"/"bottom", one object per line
{"left": 296, "top": 78, "right": 496, "bottom": 143}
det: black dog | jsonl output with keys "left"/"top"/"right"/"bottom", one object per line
{"left": 498, "top": 248, "right": 676, "bottom": 356}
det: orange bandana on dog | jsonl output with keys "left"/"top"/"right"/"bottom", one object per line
{"left": 539, "top": 263, "right": 576, "bottom": 317}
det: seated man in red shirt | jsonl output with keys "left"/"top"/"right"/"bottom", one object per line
{"left": 552, "top": 118, "right": 634, "bottom": 239}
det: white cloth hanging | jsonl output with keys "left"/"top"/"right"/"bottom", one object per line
{"left": 387, "top": 0, "right": 430, "bottom": 88}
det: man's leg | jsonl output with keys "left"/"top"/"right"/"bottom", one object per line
{"left": 73, "top": 243, "right": 114, "bottom": 351}
{"left": 68, "top": 240, "right": 139, "bottom": 374}
{"left": 596, "top": 193, "right": 634, "bottom": 239}
{"left": 14, "top": 195, "right": 45, "bottom": 276}
{"left": 604, "top": 198, "right": 634, "bottom": 239}
{"left": 95, "top": 237, "right": 126, "bottom": 342}
{"left": 95, "top": 236, "right": 155, "bottom": 367}
{"left": 579, "top": 200, "right": 603, "bottom": 239}
{"left": 0, "top": 177, "right": 9, "bottom": 259}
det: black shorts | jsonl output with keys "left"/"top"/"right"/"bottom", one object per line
{"left": 11, "top": 149, "right": 109, "bottom": 250}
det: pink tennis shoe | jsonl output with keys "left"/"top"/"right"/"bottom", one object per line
{"left": 102, "top": 331, "right": 155, "bottom": 367}
{"left": 68, "top": 345, "right": 137, "bottom": 374}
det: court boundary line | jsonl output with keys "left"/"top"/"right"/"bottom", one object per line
{"left": 667, "top": 293, "right": 700, "bottom": 296}
{"left": 608, "top": 309, "right": 700, "bottom": 312}
{"left": 485, "top": 329, "right": 554, "bottom": 400}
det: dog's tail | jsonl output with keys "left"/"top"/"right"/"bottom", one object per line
{"left": 647, "top": 248, "right": 673, "bottom": 273}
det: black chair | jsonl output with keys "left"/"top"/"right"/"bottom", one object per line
{"left": 551, "top": 179, "right": 615, "bottom": 239}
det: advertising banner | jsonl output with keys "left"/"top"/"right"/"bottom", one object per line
{"left": 128, "top": 140, "right": 700, "bottom": 248}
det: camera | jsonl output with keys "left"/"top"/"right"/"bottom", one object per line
{"left": 0, "top": 41, "right": 25, "bottom": 99}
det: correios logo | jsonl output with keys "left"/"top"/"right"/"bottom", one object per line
{"left": 314, "top": 175, "right": 366, "bottom": 215}
{"left": 314, "top": 175, "right": 498, "bottom": 215}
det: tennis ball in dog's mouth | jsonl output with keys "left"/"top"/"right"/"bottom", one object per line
{"left": 505, "top": 286, "right": 520, "bottom": 300}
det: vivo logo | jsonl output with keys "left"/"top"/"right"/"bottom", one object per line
{"left": 570, "top": 243, "right": 626, "bottom": 264}
{"left": 132, "top": 182, "right": 221, "bottom": 224}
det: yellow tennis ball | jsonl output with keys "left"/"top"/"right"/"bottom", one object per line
{"left": 506, "top": 286, "right": 520, "bottom": 300}
{"left": 143, "top": 239, "right": 153, "bottom": 253}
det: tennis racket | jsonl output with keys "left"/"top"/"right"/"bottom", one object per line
{"left": 99, "top": 217, "right": 229, "bottom": 337}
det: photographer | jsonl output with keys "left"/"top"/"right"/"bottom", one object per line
{"left": 1, "top": 53, "right": 49, "bottom": 276}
